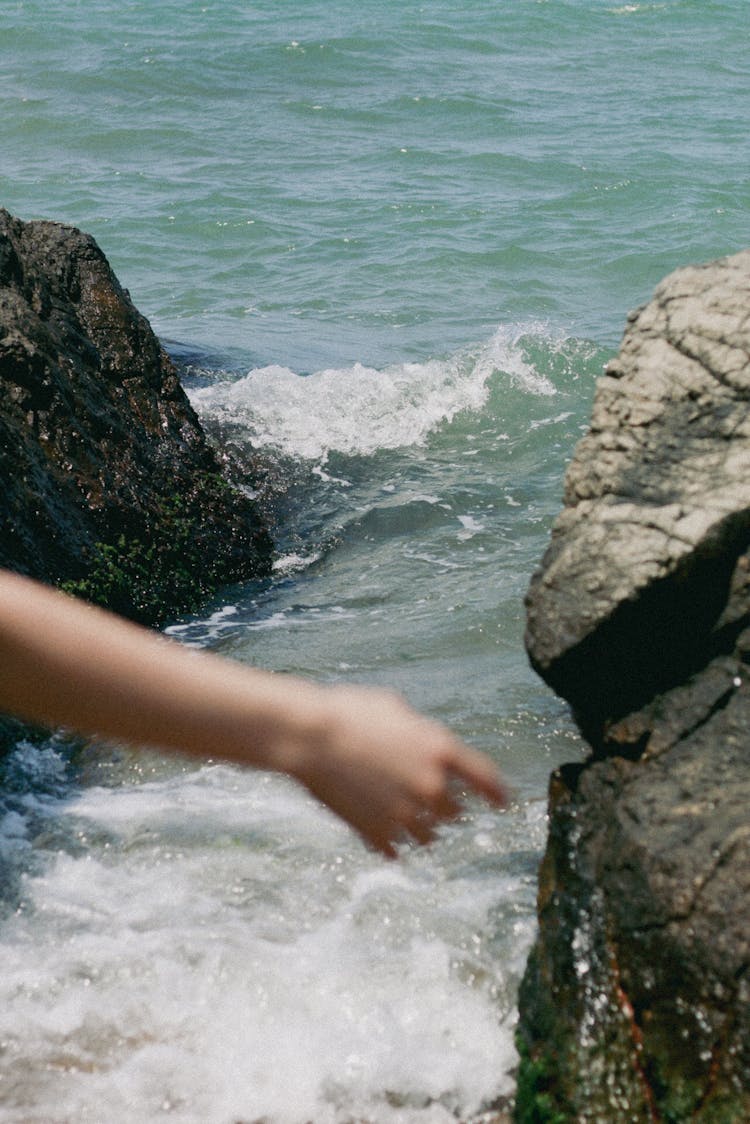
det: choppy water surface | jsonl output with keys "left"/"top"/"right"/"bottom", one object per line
{"left": 0, "top": 329, "right": 590, "bottom": 1123}
{"left": 2, "top": 0, "right": 748, "bottom": 1119}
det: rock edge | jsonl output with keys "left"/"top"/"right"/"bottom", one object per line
{"left": 518, "top": 251, "right": 750, "bottom": 1122}
{"left": 0, "top": 208, "right": 272, "bottom": 628}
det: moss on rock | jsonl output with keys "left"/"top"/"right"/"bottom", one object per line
{"left": 0, "top": 209, "right": 272, "bottom": 626}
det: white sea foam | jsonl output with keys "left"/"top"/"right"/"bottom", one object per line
{"left": 457, "top": 514, "right": 485, "bottom": 540}
{"left": 528, "top": 410, "right": 574, "bottom": 431}
{"left": 166, "top": 603, "right": 238, "bottom": 635}
{"left": 0, "top": 764, "right": 529, "bottom": 1123}
{"left": 189, "top": 325, "right": 557, "bottom": 463}
{"left": 272, "top": 550, "right": 323, "bottom": 574}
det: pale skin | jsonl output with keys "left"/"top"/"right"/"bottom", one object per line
{"left": 0, "top": 570, "right": 507, "bottom": 857}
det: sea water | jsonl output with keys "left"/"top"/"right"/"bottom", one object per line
{"left": 1, "top": 1, "right": 748, "bottom": 1120}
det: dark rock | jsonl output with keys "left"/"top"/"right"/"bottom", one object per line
{"left": 0, "top": 208, "right": 272, "bottom": 625}
{"left": 517, "top": 252, "right": 750, "bottom": 1121}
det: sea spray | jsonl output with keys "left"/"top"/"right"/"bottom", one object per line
{"left": 188, "top": 325, "right": 557, "bottom": 464}
{"left": 0, "top": 740, "right": 544, "bottom": 1123}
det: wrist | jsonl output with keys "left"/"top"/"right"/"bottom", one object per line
{"left": 243, "top": 675, "right": 332, "bottom": 782}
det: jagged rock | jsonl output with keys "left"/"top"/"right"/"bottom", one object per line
{"left": 0, "top": 209, "right": 272, "bottom": 625}
{"left": 517, "top": 252, "right": 750, "bottom": 1121}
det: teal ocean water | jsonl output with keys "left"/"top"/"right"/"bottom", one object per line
{"left": 2, "top": 2, "right": 749, "bottom": 1121}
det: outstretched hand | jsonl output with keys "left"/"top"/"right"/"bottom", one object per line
{"left": 288, "top": 684, "right": 508, "bottom": 857}
{"left": 0, "top": 570, "right": 508, "bottom": 859}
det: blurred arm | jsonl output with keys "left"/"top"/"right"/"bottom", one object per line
{"left": 0, "top": 570, "right": 507, "bottom": 856}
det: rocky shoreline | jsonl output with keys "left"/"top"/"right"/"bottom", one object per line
{"left": 518, "top": 252, "right": 750, "bottom": 1121}
{"left": 3, "top": 210, "right": 748, "bottom": 1120}
{"left": 0, "top": 208, "right": 272, "bottom": 628}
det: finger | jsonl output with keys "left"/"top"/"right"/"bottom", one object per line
{"left": 411, "top": 763, "right": 469, "bottom": 822}
{"left": 428, "top": 785, "right": 462, "bottom": 822}
{"left": 376, "top": 802, "right": 438, "bottom": 853}
{"left": 446, "top": 749, "right": 509, "bottom": 807}
{"left": 357, "top": 819, "right": 400, "bottom": 860}
{"left": 365, "top": 831, "right": 399, "bottom": 860}
{"left": 403, "top": 811, "right": 438, "bottom": 847}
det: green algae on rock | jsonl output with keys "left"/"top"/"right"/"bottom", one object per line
{"left": 0, "top": 209, "right": 272, "bottom": 625}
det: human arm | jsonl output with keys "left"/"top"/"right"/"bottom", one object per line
{"left": 0, "top": 569, "right": 507, "bottom": 856}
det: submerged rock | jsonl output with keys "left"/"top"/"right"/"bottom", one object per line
{"left": 0, "top": 208, "right": 272, "bottom": 625}
{"left": 518, "top": 252, "right": 750, "bottom": 1121}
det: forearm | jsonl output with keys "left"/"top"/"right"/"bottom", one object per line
{"left": 0, "top": 570, "right": 320, "bottom": 773}
{"left": 0, "top": 570, "right": 507, "bottom": 856}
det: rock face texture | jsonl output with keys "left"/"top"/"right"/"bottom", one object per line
{"left": 0, "top": 209, "right": 272, "bottom": 625}
{"left": 518, "top": 253, "right": 750, "bottom": 1122}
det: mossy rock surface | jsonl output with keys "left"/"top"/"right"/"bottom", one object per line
{"left": 0, "top": 208, "right": 272, "bottom": 626}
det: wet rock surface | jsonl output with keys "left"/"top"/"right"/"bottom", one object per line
{"left": 0, "top": 209, "right": 272, "bottom": 625}
{"left": 518, "top": 252, "right": 750, "bottom": 1121}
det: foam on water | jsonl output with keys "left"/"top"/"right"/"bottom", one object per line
{"left": 3, "top": 0, "right": 749, "bottom": 1117}
{"left": 0, "top": 742, "right": 543, "bottom": 1123}
{"left": 189, "top": 325, "right": 556, "bottom": 463}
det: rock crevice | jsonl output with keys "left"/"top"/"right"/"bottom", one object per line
{"left": 518, "top": 251, "right": 750, "bottom": 1122}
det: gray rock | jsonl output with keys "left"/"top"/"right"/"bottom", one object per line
{"left": 526, "top": 249, "right": 750, "bottom": 741}
{"left": 0, "top": 209, "right": 272, "bottom": 626}
{"left": 517, "top": 252, "right": 750, "bottom": 1121}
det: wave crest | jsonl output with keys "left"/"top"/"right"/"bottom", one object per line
{"left": 189, "top": 324, "right": 557, "bottom": 462}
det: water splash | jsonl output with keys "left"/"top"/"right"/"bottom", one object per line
{"left": 0, "top": 761, "right": 539, "bottom": 1123}
{"left": 188, "top": 325, "right": 557, "bottom": 463}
